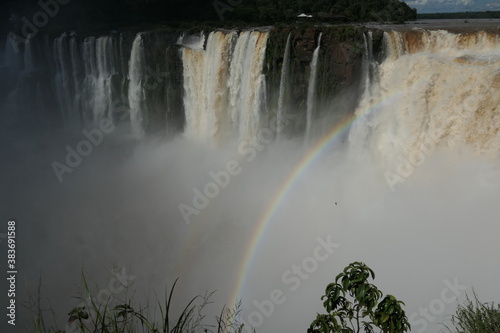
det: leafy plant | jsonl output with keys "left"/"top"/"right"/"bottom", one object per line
{"left": 444, "top": 290, "right": 500, "bottom": 333}
{"left": 28, "top": 272, "right": 245, "bottom": 333}
{"left": 308, "top": 261, "right": 410, "bottom": 333}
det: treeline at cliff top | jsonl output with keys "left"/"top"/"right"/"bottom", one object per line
{"left": 1, "top": 0, "right": 416, "bottom": 35}
{"left": 418, "top": 10, "right": 500, "bottom": 19}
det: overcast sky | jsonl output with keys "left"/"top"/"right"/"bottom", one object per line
{"left": 403, "top": 0, "right": 500, "bottom": 13}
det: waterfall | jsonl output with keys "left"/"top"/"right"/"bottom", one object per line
{"left": 53, "top": 33, "right": 80, "bottom": 127}
{"left": 24, "top": 35, "right": 35, "bottom": 73}
{"left": 77, "top": 33, "right": 130, "bottom": 126}
{"left": 229, "top": 31, "right": 269, "bottom": 142}
{"left": 182, "top": 30, "right": 269, "bottom": 144}
{"left": 182, "top": 31, "right": 233, "bottom": 142}
{"left": 4, "top": 25, "right": 500, "bottom": 333}
{"left": 128, "top": 33, "right": 147, "bottom": 138}
{"left": 2, "top": 30, "right": 176, "bottom": 135}
{"left": 4, "top": 33, "right": 23, "bottom": 72}
{"left": 2, "top": 33, "right": 52, "bottom": 127}
{"left": 305, "top": 32, "right": 322, "bottom": 142}
{"left": 360, "top": 31, "right": 376, "bottom": 99}
{"left": 82, "top": 36, "right": 97, "bottom": 124}
{"left": 69, "top": 35, "right": 83, "bottom": 124}
{"left": 349, "top": 30, "right": 500, "bottom": 165}
{"left": 277, "top": 32, "right": 292, "bottom": 137}
{"left": 4, "top": 26, "right": 499, "bottom": 152}
{"left": 94, "top": 36, "right": 115, "bottom": 123}
{"left": 351, "top": 30, "right": 380, "bottom": 151}
{"left": 177, "top": 31, "right": 205, "bottom": 50}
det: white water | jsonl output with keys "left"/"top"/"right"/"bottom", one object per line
{"left": 182, "top": 30, "right": 269, "bottom": 144}
{"left": 277, "top": 32, "right": 292, "bottom": 137}
{"left": 3, "top": 27, "right": 500, "bottom": 333}
{"left": 82, "top": 36, "right": 98, "bottom": 124}
{"left": 2, "top": 30, "right": 169, "bottom": 135}
{"left": 69, "top": 36, "right": 82, "bottom": 123}
{"left": 128, "top": 33, "right": 147, "bottom": 138}
{"left": 305, "top": 33, "right": 322, "bottom": 142}
{"left": 23, "top": 35, "right": 35, "bottom": 73}
{"left": 177, "top": 31, "right": 205, "bottom": 50}
{"left": 349, "top": 30, "right": 500, "bottom": 167}
{"left": 94, "top": 36, "right": 115, "bottom": 123}
{"left": 51, "top": 33, "right": 125, "bottom": 127}
{"left": 360, "top": 31, "right": 377, "bottom": 101}
{"left": 182, "top": 31, "right": 234, "bottom": 142}
{"left": 238, "top": 29, "right": 500, "bottom": 333}
{"left": 53, "top": 33, "right": 79, "bottom": 126}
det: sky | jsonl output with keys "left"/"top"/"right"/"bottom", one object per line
{"left": 403, "top": 0, "right": 500, "bottom": 13}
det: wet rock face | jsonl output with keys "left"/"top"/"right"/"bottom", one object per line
{"left": 264, "top": 25, "right": 369, "bottom": 135}
{"left": 327, "top": 40, "right": 358, "bottom": 85}
{"left": 4, "top": 25, "right": 374, "bottom": 136}
{"left": 286, "top": 26, "right": 366, "bottom": 95}
{"left": 293, "top": 30, "right": 317, "bottom": 62}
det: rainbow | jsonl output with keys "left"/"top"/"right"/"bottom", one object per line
{"left": 226, "top": 84, "right": 404, "bottom": 315}
{"left": 170, "top": 87, "right": 398, "bottom": 310}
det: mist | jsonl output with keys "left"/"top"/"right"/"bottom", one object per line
{"left": 1, "top": 26, "right": 500, "bottom": 333}
{"left": 1, "top": 93, "right": 499, "bottom": 333}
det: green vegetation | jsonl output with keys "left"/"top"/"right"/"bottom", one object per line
{"left": 308, "top": 262, "right": 410, "bottom": 333}
{"left": 224, "top": 0, "right": 416, "bottom": 24}
{"left": 29, "top": 275, "right": 244, "bottom": 333}
{"left": 418, "top": 11, "right": 500, "bottom": 19}
{"left": 445, "top": 290, "right": 500, "bottom": 333}
{"left": 28, "top": 263, "right": 500, "bottom": 333}
{"left": 2, "top": 0, "right": 416, "bottom": 36}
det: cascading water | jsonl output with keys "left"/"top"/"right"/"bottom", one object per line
{"left": 52, "top": 33, "right": 126, "bottom": 127}
{"left": 80, "top": 33, "right": 130, "bottom": 126}
{"left": 360, "top": 31, "right": 377, "bottom": 100}
{"left": 177, "top": 31, "right": 205, "bottom": 50}
{"left": 23, "top": 35, "right": 35, "bottom": 73}
{"left": 228, "top": 31, "right": 266, "bottom": 142}
{"left": 305, "top": 32, "right": 322, "bottom": 142}
{"left": 3, "top": 27, "right": 499, "bottom": 157}
{"left": 350, "top": 30, "right": 380, "bottom": 151}
{"left": 53, "top": 33, "right": 80, "bottom": 127}
{"left": 94, "top": 35, "right": 116, "bottom": 123}
{"left": 181, "top": 30, "right": 269, "bottom": 143}
{"left": 69, "top": 36, "right": 83, "bottom": 122}
{"left": 3, "top": 23, "right": 500, "bottom": 333}
{"left": 182, "top": 31, "right": 235, "bottom": 142}
{"left": 276, "top": 32, "right": 292, "bottom": 137}
{"left": 82, "top": 36, "right": 98, "bottom": 124}
{"left": 3, "top": 34, "right": 33, "bottom": 126}
{"left": 349, "top": 30, "right": 500, "bottom": 166}
{"left": 128, "top": 33, "right": 147, "bottom": 138}
{"left": 1, "top": 29, "right": 178, "bottom": 134}
{"left": 4, "top": 33, "right": 23, "bottom": 71}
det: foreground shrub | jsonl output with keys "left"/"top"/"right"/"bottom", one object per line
{"left": 445, "top": 290, "right": 500, "bottom": 333}
{"left": 308, "top": 261, "right": 410, "bottom": 333}
{"left": 29, "top": 274, "right": 243, "bottom": 333}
